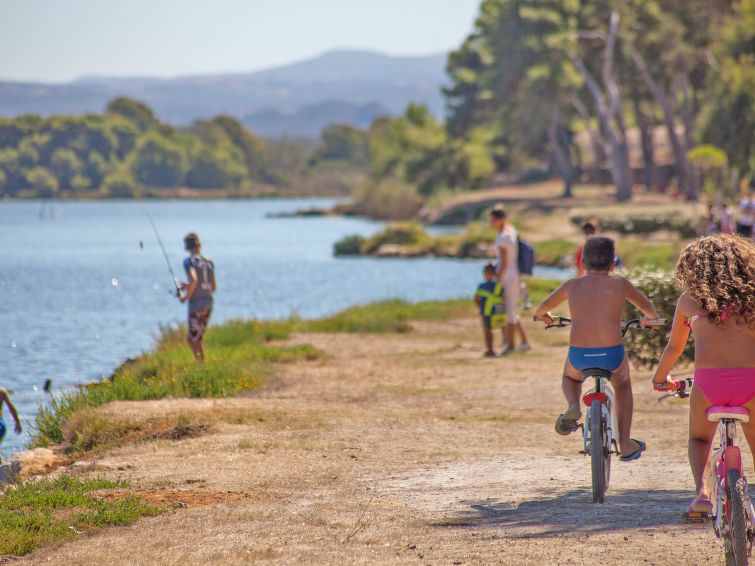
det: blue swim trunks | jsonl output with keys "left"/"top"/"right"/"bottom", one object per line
{"left": 0, "top": 417, "right": 6, "bottom": 443}
{"left": 568, "top": 344, "right": 625, "bottom": 372}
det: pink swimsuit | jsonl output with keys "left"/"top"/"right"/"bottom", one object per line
{"left": 695, "top": 368, "right": 755, "bottom": 406}
{"left": 685, "top": 303, "right": 755, "bottom": 406}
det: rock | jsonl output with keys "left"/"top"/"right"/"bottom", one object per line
{"left": 375, "top": 244, "right": 410, "bottom": 257}
{"left": 0, "top": 460, "right": 21, "bottom": 485}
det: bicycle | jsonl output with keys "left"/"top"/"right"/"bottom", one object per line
{"left": 545, "top": 316, "right": 663, "bottom": 503}
{"left": 659, "top": 380, "right": 755, "bottom": 566}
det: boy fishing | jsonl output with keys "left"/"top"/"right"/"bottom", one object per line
{"left": 180, "top": 233, "right": 216, "bottom": 362}
{"left": 534, "top": 236, "right": 661, "bottom": 461}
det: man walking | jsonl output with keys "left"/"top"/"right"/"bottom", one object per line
{"left": 489, "top": 206, "right": 530, "bottom": 355}
{"left": 180, "top": 233, "right": 215, "bottom": 362}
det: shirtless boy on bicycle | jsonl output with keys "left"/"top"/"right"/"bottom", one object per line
{"left": 534, "top": 236, "right": 661, "bottom": 461}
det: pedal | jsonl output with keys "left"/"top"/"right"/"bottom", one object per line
{"left": 682, "top": 511, "right": 710, "bottom": 525}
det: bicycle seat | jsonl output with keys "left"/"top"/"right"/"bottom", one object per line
{"left": 581, "top": 368, "right": 612, "bottom": 380}
{"left": 707, "top": 406, "right": 750, "bottom": 423}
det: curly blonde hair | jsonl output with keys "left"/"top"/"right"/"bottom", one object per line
{"left": 675, "top": 234, "right": 755, "bottom": 328}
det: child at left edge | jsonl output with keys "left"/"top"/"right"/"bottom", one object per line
{"left": 0, "top": 387, "right": 22, "bottom": 463}
{"left": 474, "top": 263, "right": 504, "bottom": 357}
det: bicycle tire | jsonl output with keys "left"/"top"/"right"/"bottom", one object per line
{"left": 726, "top": 468, "right": 750, "bottom": 566}
{"left": 590, "top": 400, "right": 605, "bottom": 503}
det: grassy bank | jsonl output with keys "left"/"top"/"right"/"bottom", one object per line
{"left": 31, "top": 292, "right": 562, "bottom": 454}
{"left": 0, "top": 475, "right": 162, "bottom": 556}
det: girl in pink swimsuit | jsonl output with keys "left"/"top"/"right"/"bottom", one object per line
{"left": 652, "top": 234, "right": 755, "bottom": 519}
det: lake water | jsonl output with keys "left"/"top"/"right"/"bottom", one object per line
{"left": 0, "top": 198, "right": 569, "bottom": 457}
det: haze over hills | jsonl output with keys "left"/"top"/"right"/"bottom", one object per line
{"left": 0, "top": 50, "right": 447, "bottom": 137}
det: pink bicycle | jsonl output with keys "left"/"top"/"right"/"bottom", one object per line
{"left": 661, "top": 380, "right": 755, "bottom": 565}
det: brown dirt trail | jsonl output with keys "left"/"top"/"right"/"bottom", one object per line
{"left": 16, "top": 318, "right": 744, "bottom": 565}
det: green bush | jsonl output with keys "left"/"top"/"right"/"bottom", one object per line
{"left": 571, "top": 214, "right": 697, "bottom": 238}
{"left": 623, "top": 270, "right": 694, "bottom": 369}
{"left": 333, "top": 235, "right": 366, "bottom": 255}
{"left": 361, "top": 222, "right": 432, "bottom": 254}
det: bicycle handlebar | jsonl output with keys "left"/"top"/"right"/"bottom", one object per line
{"left": 539, "top": 316, "right": 666, "bottom": 335}
{"left": 656, "top": 377, "right": 694, "bottom": 402}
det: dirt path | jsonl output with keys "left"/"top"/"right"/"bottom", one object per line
{"left": 16, "top": 317, "right": 746, "bottom": 565}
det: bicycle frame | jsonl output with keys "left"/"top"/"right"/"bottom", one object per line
{"left": 582, "top": 374, "right": 619, "bottom": 458}
{"left": 710, "top": 419, "right": 755, "bottom": 539}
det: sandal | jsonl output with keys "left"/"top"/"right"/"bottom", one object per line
{"left": 619, "top": 439, "right": 646, "bottom": 462}
{"left": 555, "top": 409, "right": 581, "bottom": 436}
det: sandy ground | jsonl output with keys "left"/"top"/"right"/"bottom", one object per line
{"left": 13, "top": 317, "right": 748, "bottom": 565}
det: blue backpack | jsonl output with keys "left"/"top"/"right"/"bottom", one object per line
{"left": 517, "top": 238, "right": 535, "bottom": 275}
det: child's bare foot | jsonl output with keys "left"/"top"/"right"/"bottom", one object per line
{"left": 483, "top": 350, "right": 496, "bottom": 357}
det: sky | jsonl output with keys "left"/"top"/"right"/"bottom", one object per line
{"left": 0, "top": 0, "right": 481, "bottom": 83}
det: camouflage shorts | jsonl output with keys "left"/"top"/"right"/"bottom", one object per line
{"left": 187, "top": 307, "right": 212, "bottom": 342}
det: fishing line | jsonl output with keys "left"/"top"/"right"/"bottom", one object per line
{"left": 145, "top": 210, "right": 181, "bottom": 299}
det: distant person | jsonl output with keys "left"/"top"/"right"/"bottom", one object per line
{"left": 474, "top": 263, "right": 504, "bottom": 357}
{"left": 651, "top": 234, "right": 755, "bottom": 520}
{"left": 575, "top": 219, "right": 622, "bottom": 274}
{"left": 489, "top": 206, "right": 530, "bottom": 355}
{"left": 180, "top": 233, "right": 216, "bottom": 362}
{"left": 736, "top": 190, "right": 755, "bottom": 238}
{"left": 720, "top": 201, "right": 735, "bottom": 235}
{"left": 698, "top": 203, "right": 718, "bottom": 236}
{"left": 0, "top": 387, "right": 22, "bottom": 462}
{"left": 534, "top": 236, "right": 661, "bottom": 460}
{"left": 575, "top": 220, "right": 599, "bottom": 277}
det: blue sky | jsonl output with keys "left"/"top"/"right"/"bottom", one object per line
{"left": 0, "top": 0, "right": 481, "bottom": 83}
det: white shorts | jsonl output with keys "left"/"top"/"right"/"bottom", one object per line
{"left": 501, "top": 275, "right": 520, "bottom": 324}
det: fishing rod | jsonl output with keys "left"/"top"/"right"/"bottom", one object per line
{"left": 145, "top": 210, "right": 182, "bottom": 299}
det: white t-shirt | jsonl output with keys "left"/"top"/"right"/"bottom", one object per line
{"left": 495, "top": 225, "right": 519, "bottom": 281}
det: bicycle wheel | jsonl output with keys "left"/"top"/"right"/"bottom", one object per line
{"left": 725, "top": 468, "right": 750, "bottom": 566}
{"left": 590, "top": 400, "right": 606, "bottom": 503}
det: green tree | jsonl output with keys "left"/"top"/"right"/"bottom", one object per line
{"left": 700, "top": 0, "right": 755, "bottom": 175}
{"left": 110, "top": 118, "right": 140, "bottom": 160}
{"left": 310, "top": 124, "right": 370, "bottom": 168}
{"left": 84, "top": 151, "right": 108, "bottom": 188}
{"left": 185, "top": 146, "right": 245, "bottom": 188}
{"left": 0, "top": 148, "right": 25, "bottom": 194}
{"left": 211, "top": 115, "right": 267, "bottom": 181}
{"left": 50, "top": 148, "right": 83, "bottom": 190}
{"left": 132, "top": 133, "right": 187, "bottom": 187}
{"left": 105, "top": 97, "right": 159, "bottom": 131}
{"left": 26, "top": 167, "right": 59, "bottom": 197}
{"left": 17, "top": 138, "right": 39, "bottom": 168}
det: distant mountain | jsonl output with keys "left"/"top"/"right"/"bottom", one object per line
{"left": 0, "top": 50, "right": 447, "bottom": 137}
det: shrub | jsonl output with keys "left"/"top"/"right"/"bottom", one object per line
{"left": 571, "top": 214, "right": 697, "bottom": 238}
{"left": 623, "top": 270, "right": 694, "bottom": 369}
{"left": 333, "top": 235, "right": 366, "bottom": 255}
{"left": 347, "top": 177, "right": 424, "bottom": 220}
{"left": 361, "top": 222, "right": 432, "bottom": 254}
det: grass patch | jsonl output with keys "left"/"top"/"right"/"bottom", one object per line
{"left": 31, "top": 321, "right": 322, "bottom": 448}
{"left": 534, "top": 238, "right": 578, "bottom": 267}
{"left": 616, "top": 239, "right": 679, "bottom": 270}
{"left": 303, "top": 298, "right": 471, "bottom": 333}
{"left": 0, "top": 475, "right": 162, "bottom": 556}
{"left": 60, "top": 409, "right": 213, "bottom": 456}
